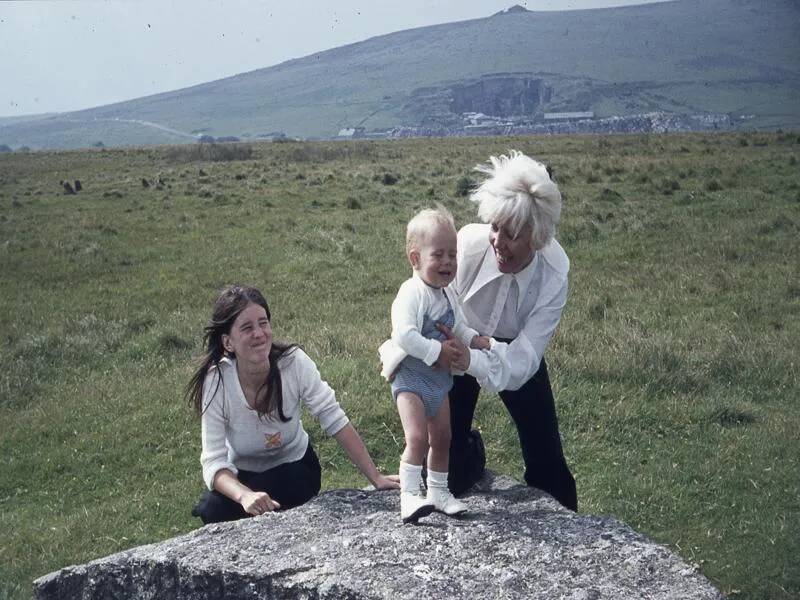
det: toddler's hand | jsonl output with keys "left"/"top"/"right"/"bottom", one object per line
{"left": 470, "top": 335, "right": 491, "bottom": 350}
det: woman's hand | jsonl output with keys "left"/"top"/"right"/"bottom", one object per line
{"left": 436, "top": 338, "right": 464, "bottom": 370}
{"left": 334, "top": 424, "right": 401, "bottom": 491}
{"left": 372, "top": 474, "right": 400, "bottom": 490}
{"left": 240, "top": 490, "right": 281, "bottom": 516}
{"left": 437, "top": 324, "right": 471, "bottom": 371}
{"left": 212, "top": 469, "right": 280, "bottom": 517}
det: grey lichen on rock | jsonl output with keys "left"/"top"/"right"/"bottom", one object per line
{"left": 33, "top": 472, "right": 724, "bottom": 599}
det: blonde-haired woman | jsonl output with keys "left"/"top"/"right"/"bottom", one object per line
{"left": 440, "top": 150, "right": 577, "bottom": 511}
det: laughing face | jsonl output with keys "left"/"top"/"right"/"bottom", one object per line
{"left": 222, "top": 302, "right": 273, "bottom": 368}
{"left": 411, "top": 223, "right": 458, "bottom": 289}
{"left": 489, "top": 220, "right": 535, "bottom": 274}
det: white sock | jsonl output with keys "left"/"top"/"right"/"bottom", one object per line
{"left": 399, "top": 461, "right": 424, "bottom": 493}
{"left": 426, "top": 468, "right": 449, "bottom": 491}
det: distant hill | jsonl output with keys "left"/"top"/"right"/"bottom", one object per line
{"left": 2, "top": 0, "right": 799, "bottom": 150}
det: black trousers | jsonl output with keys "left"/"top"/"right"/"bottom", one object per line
{"left": 192, "top": 442, "right": 322, "bottom": 524}
{"left": 448, "top": 357, "right": 578, "bottom": 511}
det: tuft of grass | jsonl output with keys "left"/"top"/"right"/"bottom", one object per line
{"left": 598, "top": 188, "right": 624, "bottom": 204}
{"left": 708, "top": 407, "right": 757, "bottom": 427}
{"left": 661, "top": 178, "right": 681, "bottom": 195}
{"left": 379, "top": 173, "right": 398, "bottom": 185}
{"left": 455, "top": 175, "right": 474, "bottom": 197}
{"left": 157, "top": 333, "right": 192, "bottom": 354}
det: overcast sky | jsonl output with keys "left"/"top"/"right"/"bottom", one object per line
{"left": 0, "top": 0, "right": 670, "bottom": 118}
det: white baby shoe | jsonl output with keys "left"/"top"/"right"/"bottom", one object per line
{"left": 399, "top": 461, "right": 435, "bottom": 523}
{"left": 400, "top": 491, "right": 435, "bottom": 523}
{"left": 426, "top": 469, "right": 468, "bottom": 516}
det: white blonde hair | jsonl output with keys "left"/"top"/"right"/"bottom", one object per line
{"left": 405, "top": 206, "right": 456, "bottom": 257}
{"left": 470, "top": 150, "right": 561, "bottom": 250}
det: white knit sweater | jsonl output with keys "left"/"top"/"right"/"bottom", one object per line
{"left": 200, "top": 349, "right": 349, "bottom": 489}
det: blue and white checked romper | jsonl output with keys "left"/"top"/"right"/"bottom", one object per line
{"left": 390, "top": 294, "right": 455, "bottom": 417}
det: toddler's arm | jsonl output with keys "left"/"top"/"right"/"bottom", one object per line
{"left": 391, "top": 280, "right": 442, "bottom": 365}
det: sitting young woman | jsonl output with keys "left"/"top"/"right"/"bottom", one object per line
{"left": 187, "top": 284, "right": 398, "bottom": 524}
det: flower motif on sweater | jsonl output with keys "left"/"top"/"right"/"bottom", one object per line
{"left": 264, "top": 431, "right": 282, "bottom": 449}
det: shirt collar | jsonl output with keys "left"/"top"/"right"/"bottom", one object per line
{"left": 463, "top": 245, "right": 504, "bottom": 302}
{"left": 463, "top": 245, "right": 539, "bottom": 303}
{"left": 512, "top": 250, "right": 539, "bottom": 295}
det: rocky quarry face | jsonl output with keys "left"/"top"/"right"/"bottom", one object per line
{"left": 449, "top": 77, "right": 552, "bottom": 118}
{"left": 33, "top": 472, "right": 724, "bottom": 599}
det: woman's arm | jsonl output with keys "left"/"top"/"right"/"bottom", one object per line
{"left": 213, "top": 469, "right": 281, "bottom": 515}
{"left": 334, "top": 424, "right": 400, "bottom": 490}
{"left": 467, "top": 277, "right": 568, "bottom": 392}
{"left": 200, "top": 371, "right": 239, "bottom": 490}
{"left": 293, "top": 350, "right": 398, "bottom": 489}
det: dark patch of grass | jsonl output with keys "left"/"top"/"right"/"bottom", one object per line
{"left": 127, "top": 318, "right": 155, "bottom": 334}
{"left": 598, "top": 188, "right": 624, "bottom": 203}
{"left": 455, "top": 175, "right": 474, "bottom": 197}
{"left": 558, "top": 219, "right": 601, "bottom": 245}
{"left": 757, "top": 214, "right": 796, "bottom": 235}
{"left": 708, "top": 407, "right": 756, "bottom": 427}
{"left": 588, "top": 296, "right": 612, "bottom": 320}
{"left": 157, "top": 333, "right": 192, "bottom": 354}
{"left": 661, "top": 179, "right": 681, "bottom": 195}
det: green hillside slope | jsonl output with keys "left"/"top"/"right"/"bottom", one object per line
{"left": 2, "top": 0, "right": 798, "bottom": 149}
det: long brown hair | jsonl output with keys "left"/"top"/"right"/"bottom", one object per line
{"left": 185, "top": 284, "right": 297, "bottom": 421}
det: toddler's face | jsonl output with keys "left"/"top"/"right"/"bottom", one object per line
{"left": 412, "top": 224, "right": 457, "bottom": 288}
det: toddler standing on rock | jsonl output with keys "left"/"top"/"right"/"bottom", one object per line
{"left": 379, "top": 207, "right": 491, "bottom": 522}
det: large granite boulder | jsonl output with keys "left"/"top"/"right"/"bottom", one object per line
{"left": 34, "top": 472, "right": 723, "bottom": 599}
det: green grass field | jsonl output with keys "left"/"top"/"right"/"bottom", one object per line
{"left": 1, "top": 132, "right": 798, "bottom": 599}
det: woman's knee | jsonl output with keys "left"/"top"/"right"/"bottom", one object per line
{"left": 194, "top": 490, "right": 246, "bottom": 524}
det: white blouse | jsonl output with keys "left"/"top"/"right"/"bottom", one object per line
{"left": 452, "top": 223, "right": 569, "bottom": 392}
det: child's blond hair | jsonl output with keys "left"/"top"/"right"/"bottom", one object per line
{"left": 405, "top": 206, "right": 456, "bottom": 258}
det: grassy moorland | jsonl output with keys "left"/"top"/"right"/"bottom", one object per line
{"left": 0, "top": 133, "right": 798, "bottom": 599}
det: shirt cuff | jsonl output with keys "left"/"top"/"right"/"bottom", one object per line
{"left": 323, "top": 415, "right": 350, "bottom": 437}
{"left": 465, "top": 348, "right": 489, "bottom": 380}
{"left": 423, "top": 339, "right": 442, "bottom": 366}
